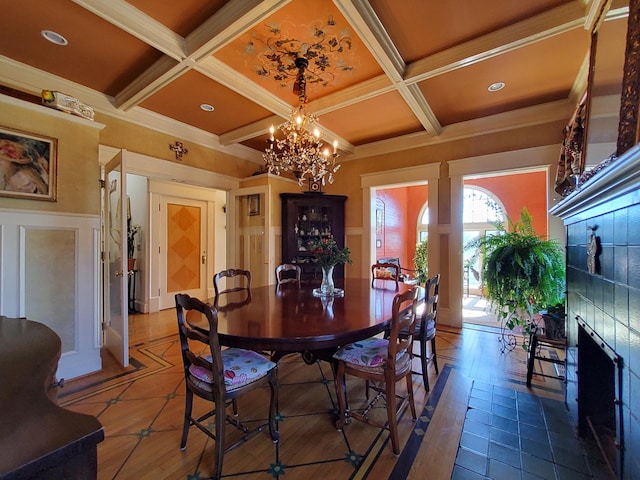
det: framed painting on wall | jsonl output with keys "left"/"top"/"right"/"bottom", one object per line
{"left": 0, "top": 126, "right": 57, "bottom": 201}
{"left": 248, "top": 194, "right": 260, "bottom": 216}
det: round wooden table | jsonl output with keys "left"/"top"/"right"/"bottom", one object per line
{"left": 213, "top": 278, "right": 413, "bottom": 360}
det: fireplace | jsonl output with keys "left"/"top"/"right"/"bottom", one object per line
{"left": 550, "top": 144, "right": 640, "bottom": 480}
{"left": 577, "top": 318, "right": 623, "bottom": 478}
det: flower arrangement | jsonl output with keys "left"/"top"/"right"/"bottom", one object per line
{"left": 310, "top": 238, "right": 352, "bottom": 269}
{"left": 127, "top": 223, "right": 141, "bottom": 259}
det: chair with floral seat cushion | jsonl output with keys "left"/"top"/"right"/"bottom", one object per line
{"left": 333, "top": 287, "right": 419, "bottom": 455}
{"left": 175, "top": 293, "right": 278, "bottom": 480}
{"left": 371, "top": 262, "right": 400, "bottom": 289}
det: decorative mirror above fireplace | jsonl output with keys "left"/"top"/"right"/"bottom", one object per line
{"left": 556, "top": 0, "right": 632, "bottom": 196}
{"left": 583, "top": 0, "right": 629, "bottom": 167}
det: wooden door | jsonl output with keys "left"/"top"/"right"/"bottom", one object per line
{"left": 159, "top": 198, "right": 207, "bottom": 309}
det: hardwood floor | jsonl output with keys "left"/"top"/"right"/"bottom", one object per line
{"left": 59, "top": 309, "right": 568, "bottom": 479}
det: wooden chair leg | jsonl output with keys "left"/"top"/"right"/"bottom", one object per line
{"left": 420, "top": 338, "right": 430, "bottom": 392}
{"left": 431, "top": 337, "right": 439, "bottom": 374}
{"left": 213, "top": 395, "right": 226, "bottom": 480}
{"left": 405, "top": 374, "right": 417, "bottom": 420}
{"left": 335, "top": 362, "right": 348, "bottom": 430}
{"left": 385, "top": 376, "right": 400, "bottom": 455}
{"left": 268, "top": 371, "right": 279, "bottom": 442}
{"left": 180, "top": 388, "right": 193, "bottom": 449}
{"left": 526, "top": 333, "right": 539, "bottom": 388}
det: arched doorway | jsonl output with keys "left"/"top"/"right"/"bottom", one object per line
{"left": 461, "top": 185, "right": 506, "bottom": 327}
{"left": 462, "top": 186, "right": 505, "bottom": 297}
{"left": 414, "top": 185, "right": 507, "bottom": 327}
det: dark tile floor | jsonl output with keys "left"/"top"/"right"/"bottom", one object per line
{"left": 451, "top": 381, "right": 601, "bottom": 480}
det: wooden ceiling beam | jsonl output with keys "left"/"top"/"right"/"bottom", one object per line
{"left": 92, "top": 0, "right": 290, "bottom": 110}
{"left": 72, "top": 0, "right": 185, "bottom": 60}
{"left": 185, "top": 0, "right": 292, "bottom": 62}
{"left": 335, "top": 0, "right": 442, "bottom": 135}
{"left": 404, "top": 2, "right": 586, "bottom": 83}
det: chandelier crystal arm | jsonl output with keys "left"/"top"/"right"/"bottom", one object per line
{"left": 264, "top": 53, "right": 340, "bottom": 186}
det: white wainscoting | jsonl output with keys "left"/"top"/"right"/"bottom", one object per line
{"left": 0, "top": 209, "right": 102, "bottom": 379}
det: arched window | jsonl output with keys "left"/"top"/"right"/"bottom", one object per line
{"left": 417, "top": 203, "right": 428, "bottom": 243}
{"left": 463, "top": 187, "right": 504, "bottom": 224}
{"left": 462, "top": 186, "right": 505, "bottom": 296}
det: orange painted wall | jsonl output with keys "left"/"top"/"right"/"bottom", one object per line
{"left": 376, "top": 184, "right": 428, "bottom": 269}
{"left": 465, "top": 171, "right": 548, "bottom": 235}
{"left": 375, "top": 172, "right": 547, "bottom": 273}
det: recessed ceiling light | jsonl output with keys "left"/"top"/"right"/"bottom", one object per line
{"left": 41, "top": 30, "right": 68, "bottom": 46}
{"left": 200, "top": 103, "right": 214, "bottom": 112}
{"left": 487, "top": 82, "right": 506, "bottom": 92}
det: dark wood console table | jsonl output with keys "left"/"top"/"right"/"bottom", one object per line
{"left": 0, "top": 316, "right": 104, "bottom": 479}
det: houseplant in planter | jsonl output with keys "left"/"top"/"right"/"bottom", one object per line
{"left": 127, "top": 221, "right": 141, "bottom": 271}
{"left": 464, "top": 208, "right": 565, "bottom": 350}
{"left": 413, "top": 239, "right": 428, "bottom": 284}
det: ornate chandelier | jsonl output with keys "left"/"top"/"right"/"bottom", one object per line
{"left": 263, "top": 56, "right": 340, "bottom": 186}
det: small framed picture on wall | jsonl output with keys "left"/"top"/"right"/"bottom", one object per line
{"left": 0, "top": 126, "right": 57, "bottom": 201}
{"left": 248, "top": 194, "right": 260, "bottom": 216}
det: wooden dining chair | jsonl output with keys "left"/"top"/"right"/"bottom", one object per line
{"left": 275, "top": 263, "right": 301, "bottom": 285}
{"left": 175, "top": 293, "right": 278, "bottom": 480}
{"left": 333, "top": 287, "right": 419, "bottom": 455}
{"left": 213, "top": 268, "right": 251, "bottom": 296}
{"left": 371, "top": 262, "right": 400, "bottom": 289}
{"left": 408, "top": 273, "right": 440, "bottom": 391}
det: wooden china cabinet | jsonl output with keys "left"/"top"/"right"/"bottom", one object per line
{"left": 280, "top": 193, "right": 347, "bottom": 283}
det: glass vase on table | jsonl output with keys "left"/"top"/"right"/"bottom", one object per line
{"left": 320, "top": 265, "right": 335, "bottom": 295}
{"left": 310, "top": 238, "right": 351, "bottom": 297}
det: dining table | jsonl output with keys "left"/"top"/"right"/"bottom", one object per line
{"left": 212, "top": 278, "right": 414, "bottom": 362}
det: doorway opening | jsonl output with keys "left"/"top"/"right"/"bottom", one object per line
{"left": 460, "top": 185, "right": 505, "bottom": 329}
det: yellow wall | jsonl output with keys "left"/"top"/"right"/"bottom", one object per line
{"left": 97, "top": 113, "right": 259, "bottom": 179}
{"left": 1, "top": 94, "right": 567, "bottom": 327}
{"left": 0, "top": 99, "right": 102, "bottom": 214}
{"left": 328, "top": 120, "right": 566, "bottom": 230}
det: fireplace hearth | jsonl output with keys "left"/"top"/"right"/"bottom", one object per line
{"left": 577, "top": 318, "right": 623, "bottom": 479}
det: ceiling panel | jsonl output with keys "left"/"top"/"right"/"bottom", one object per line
{"left": 370, "top": 0, "right": 575, "bottom": 62}
{"left": 128, "top": 0, "right": 229, "bottom": 36}
{"left": 0, "top": 0, "right": 163, "bottom": 96}
{"left": 418, "top": 28, "right": 590, "bottom": 126}
{"left": 214, "top": 0, "right": 384, "bottom": 105}
{"left": 321, "top": 91, "right": 424, "bottom": 145}
{"left": 0, "top": 0, "right": 621, "bottom": 163}
{"left": 139, "top": 69, "right": 273, "bottom": 134}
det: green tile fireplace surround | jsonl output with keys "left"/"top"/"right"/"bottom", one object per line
{"left": 550, "top": 142, "right": 640, "bottom": 480}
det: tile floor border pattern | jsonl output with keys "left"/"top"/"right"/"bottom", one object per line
{"left": 387, "top": 365, "right": 452, "bottom": 480}
{"left": 58, "top": 335, "right": 178, "bottom": 405}
{"left": 452, "top": 381, "right": 601, "bottom": 480}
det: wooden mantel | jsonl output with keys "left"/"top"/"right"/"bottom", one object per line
{"left": 550, "top": 143, "right": 640, "bottom": 221}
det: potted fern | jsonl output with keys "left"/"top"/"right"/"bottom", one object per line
{"left": 413, "top": 239, "right": 428, "bottom": 284}
{"left": 464, "top": 209, "right": 565, "bottom": 348}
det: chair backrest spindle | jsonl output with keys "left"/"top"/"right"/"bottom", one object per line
{"left": 213, "top": 268, "right": 252, "bottom": 297}
{"left": 275, "top": 263, "right": 301, "bottom": 285}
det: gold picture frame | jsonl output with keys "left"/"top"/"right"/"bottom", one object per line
{"left": 0, "top": 126, "right": 57, "bottom": 201}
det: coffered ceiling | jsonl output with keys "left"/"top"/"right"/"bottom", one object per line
{"left": 0, "top": 0, "right": 623, "bottom": 165}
